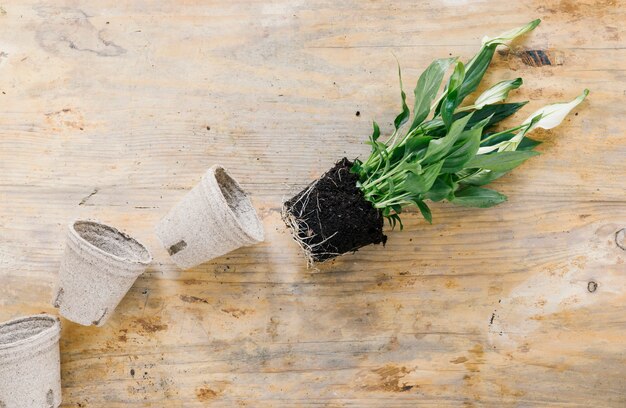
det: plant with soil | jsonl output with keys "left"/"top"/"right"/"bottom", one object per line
{"left": 283, "top": 19, "right": 588, "bottom": 264}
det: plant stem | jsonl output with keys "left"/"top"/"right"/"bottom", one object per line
{"left": 373, "top": 193, "right": 413, "bottom": 208}
{"left": 361, "top": 156, "right": 412, "bottom": 190}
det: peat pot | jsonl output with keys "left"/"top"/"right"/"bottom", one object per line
{"left": 156, "top": 165, "right": 264, "bottom": 269}
{"left": 53, "top": 220, "right": 152, "bottom": 326}
{"left": 0, "top": 314, "right": 62, "bottom": 408}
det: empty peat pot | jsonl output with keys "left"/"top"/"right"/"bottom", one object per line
{"left": 53, "top": 220, "right": 152, "bottom": 326}
{"left": 156, "top": 165, "right": 264, "bottom": 269}
{"left": 0, "top": 314, "right": 62, "bottom": 408}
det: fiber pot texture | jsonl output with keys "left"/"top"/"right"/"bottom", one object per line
{"left": 0, "top": 314, "right": 62, "bottom": 408}
{"left": 156, "top": 165, "right": 264, "bottom": 269}
{"left": 282, "top": 158, "right": 387, "bottom": 263}
{"left": 54, "top": 220, "right": 152, "bottom": 326}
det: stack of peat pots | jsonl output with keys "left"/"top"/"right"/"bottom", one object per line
{"left": 0, "top": 165, "right": 264, "bottom": 407}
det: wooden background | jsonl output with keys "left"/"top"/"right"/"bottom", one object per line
{"left": 0, "top": 0, "right": 624, "bottom": 406}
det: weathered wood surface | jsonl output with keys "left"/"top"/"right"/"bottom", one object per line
{"left": 0, "top": 0, "right": 624, "bottom": 406}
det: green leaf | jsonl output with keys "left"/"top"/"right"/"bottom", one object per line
{"left": 354, "top": 19, "right": 586, "bottom": 225}
{"left": 518, "top": 136, "right": 541, "bottom": 151}
{"left": 350, "top": 159, "right": 363, "bottom": 176}
{"left": 460, "top": 169, "right": 506, "bottom": 186}
{"left": 423, "top": 113, "right": 473, "bottom": 164}
{"left": 384, "top": 136, "right": 428, "bottom": 169}
{"left": 480, "top": 67, "right": 587, "bottom": 154}
{"left": 371, "top": 121, "right": 381, "bottom": 142}
{"left": 480, "top": 131, "right": 516, "bottom": 147}
{"left": 451, "top": 186, "right": 507, "bottom": 208}
{"left": 440, "top": 123, "right": 484, "bottom": 173}
{"left": 482, "top": 19, "right": 542, "bottom": 47}
{"left": 457, "top": 45, "right": 497, "bottom": 104}
{"left": 394, "top": 64, "right": 410, "bottom": 131}
{"left": 409, "top": 57, "right": 456, "bottom": 131}
{"left": 470, "top": 102, "right": 528, "bottom": 128}
{"left": 441, "top": 61, "right": 466, "bottom": 129}
{"left": 473, "top": 78, "right": 523, "bottom": 109}
{"left": 464, "top": 150, "right": 539, "bottom": 172}
{"left": 404, "top": 161, "right": 423, "bottom": 175}
{"left": 422, "top": 102, "right": 527, "bottom": 138}
{"left": 415, "top": 200, "right": 433, "bottom": 224}
{"left": 386, "top": 213, "right": 404, "bottom": 230}
{"left": 403, "top": 136, "right": 432, "bottom": 159}
{"left": 403, "top": 160, "right": 444, "bottom": 194}
{"left": 458, "top": 19, "right": 540, "bottom": 104}
{"left": 424, "top": 176, "right": 456, "bottom": 202}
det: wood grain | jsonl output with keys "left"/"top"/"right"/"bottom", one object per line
{"left": 0, "top": 0, "right": 624, "bottom": 406}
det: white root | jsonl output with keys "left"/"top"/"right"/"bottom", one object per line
{"left": 282, "top": 185, "right": 341, "bottom": 266}
{"left": 282, "top": 165, "right": 350, "bottom": 266}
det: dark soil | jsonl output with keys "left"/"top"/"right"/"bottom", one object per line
{"left": 283, "top": 158, "right": 386, "bottom": 262}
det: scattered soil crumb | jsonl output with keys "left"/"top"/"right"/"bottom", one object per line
{"left": 587, "top": 281, "right": 598, "bottom": 293}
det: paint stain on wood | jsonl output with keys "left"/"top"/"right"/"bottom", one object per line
{"left": 134, "top": 316, "right": 168, "bottom": 333}
{"left": 118, "top": 329, "right": 128, "bottom": 342}
{"left": 451, "top": 356, "right": 468, "bottom": 364}
{"left": 464, "top": 344, "right": 485, "bottom": 373}
{"left": 444, "top": 279, "right": 459, "bottom": 289}
{"left": 221, "top": 307, "right": 253, "bottom": 318}
{"left": 603, "top": 26, "right": 619, "bottom": 42}
{"left": 44, "top": 107, "right": 85, "bottom": 131}
{"left": 366, "top": 365, "right": 414, "bottom": 392}
{"left": 183, "top": 279, "right": 201, "bottom": 285}
{"left": 196, "top": 387, "right": 218, "bottom": 401}
{"left": 498, "top": 383, "right": 526, "bottom": 398}
{"left": 179, "top": 294, "right": 209, "bottom": 304}
{"left": 266, "top": 317, "right": 279, "bottom": 341}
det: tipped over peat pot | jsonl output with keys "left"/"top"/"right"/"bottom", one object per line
{"left": 282, "top": 158, "right": 387, "bottom": 263}
{"left": 155, "top": 165, "right": 264, "bottom": 269}
{"left": 282, "top": 19, "right": 588, "bottom": 264}
{"left": 0, "top": 314, "right": 62, "bottom": 408}
{"left": 54, "top": 220, "right": 152, "bottom": 326}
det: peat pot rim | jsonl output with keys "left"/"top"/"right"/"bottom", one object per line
{"left": 202, "top": 165, "right": 264, "bottom": 244}
{"left": 68, "top": 220, "right": 152, "bottom": 274}
{"left": 0, "top": 314, "right": 60, "bottom": 362}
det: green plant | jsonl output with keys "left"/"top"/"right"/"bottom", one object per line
{"left": 351, "top": 19, "right": 588, "bottom": 228}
